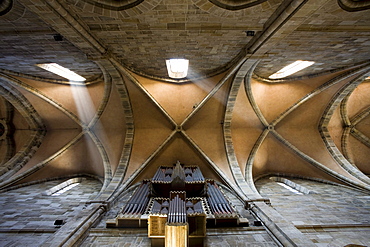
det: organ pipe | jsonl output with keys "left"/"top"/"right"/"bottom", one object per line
{"left": 167, "top": 194, "right": 186, "bottom": 223}
{"left": 207, "top": 182, "right": 234, "bottom": 215}
{"left": 122, "top": 182, "right": 150, "bottom": 215}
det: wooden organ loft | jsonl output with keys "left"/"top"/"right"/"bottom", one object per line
{"left": 107, "top": 161, "right": 249, "bottom": 246}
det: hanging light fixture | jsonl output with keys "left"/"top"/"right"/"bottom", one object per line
{"left": 166, "top": 59, "right": 189, "bottom": 79}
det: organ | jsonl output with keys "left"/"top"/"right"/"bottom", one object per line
{"left": 107, "top": 161, "right": 248, "bottom": 246}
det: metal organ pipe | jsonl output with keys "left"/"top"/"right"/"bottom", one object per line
{"left": 176, "top": 196, "right": 180, "bottom": 223}
{"left": 194, "top": 201, "right": 202, "bottom": 213}
{"left": 181, "top": 197, "right": 184, "bottom": 221}
{"left": 168, "top": 196, "right": 174, "bottom": 223}
{"left": 207, "top": 183, "right": 234, "bottom": 215}
{"left": 153, "top": 168, "right": 165, "bottom": 181}
{"left": 209, "top": 185, "right": 226, "bottom": 213}
{"left": 167, "top": 194, "right": 186, "bottom": 223}
{"left": 152, "top": 200, "right": 161, "bottom": 213}
{"left": 123, "top": 182, "right": 150, "bottom": 215}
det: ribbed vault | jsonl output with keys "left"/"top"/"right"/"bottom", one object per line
{"left": 0, "top": 1, "right": 369, "bottom": 246}
{"left": 0, "top": 0, "right": 369, "bottom": 204}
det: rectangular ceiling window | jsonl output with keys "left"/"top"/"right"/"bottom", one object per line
{"left": 269, "top": 60, "right": 314, "bottom": 79}
{"left": 166, "top": 59, "right": 189, "bottom": 79}
{"left": 277, "top": 182, "right": 303, "bottom": 195}
{"left": 36, "top": 63, "right": 86, "bottom": 81}
{"left": 51, "top": 183, "right": 80, "bottom": 196}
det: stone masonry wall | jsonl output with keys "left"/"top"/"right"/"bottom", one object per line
{"left": 0, "top": 178, "right": 101, "bottom": 247}
{"left": 255, "top": 177, "right": 370, "bottom": 247}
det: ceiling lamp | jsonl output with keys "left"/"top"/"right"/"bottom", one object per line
{"left": 166, "top": 59, "right": 189, "bottom": 79}
{"left": 36, "top": 63, "right": 86, "bottom": 81}
{"left": 269, "top": 60, "right": 315, "bottom": 79}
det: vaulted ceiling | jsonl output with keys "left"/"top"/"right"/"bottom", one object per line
{"left": 0, "top": 0, "right": 369, "bottom": 200}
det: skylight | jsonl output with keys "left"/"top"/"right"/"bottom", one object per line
{"left": 277, "top": 182, "right": 303, "bottom": 195}
{"left": 36, "top": 63, "right": 86, "bottom": 81}
{"left": 51, "top": 183, "right": 80, "bottom": 196}
{"left": 269, "top": 60, "right": 315, "bottom": 79}
{"left": 166, "top": 59, "right": 189, "bottom": 79}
